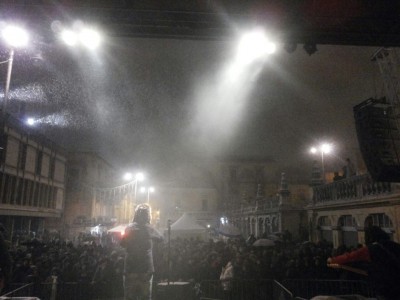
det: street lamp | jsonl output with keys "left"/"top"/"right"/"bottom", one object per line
{"left": 1, "top": 25, "right": 29, "bottom": 116}
{"left": 60, "top": 26, "right": 101, "bottom": 50}
{"left": 123, "top": 172, "right": 144, "bottom": 221}
{"left": 310, "top": 143, "right": 333, "bottom": 182}
{"left": 140, "top": 186, "right": 155, "bottom": 204}
{"left": 123, "top": 172, "right": 144, "bottom": 201}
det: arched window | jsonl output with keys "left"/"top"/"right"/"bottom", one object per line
{"left": 251, "top": 218, "right": 256, "bottom": 235}
{"left": 318, "top": 216, "right": 333, "bottom": 243}
{"left": 271, "top": 216, "right": 279, "bottom": 232}
{"left": 258, "top": 217, "right": 264, "bottom": 237}
{"left": 338, "top": 215, "right": 358, "bottom": 247}
{"left": 338, "top": 215, "right": 357, "bottom": 227}
{"left": 245, "top": 218, "right": 250, "bottom": 237}
{"left": 365, "top": 213, "right": 394, "bottom": 238}
{"left": 365, "top": 213, "right": 393, "bottom": 228}
{"left": 265, "top": 217, "right": 271, "bottom": 235}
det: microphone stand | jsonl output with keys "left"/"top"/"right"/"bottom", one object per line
{"left": 167, "top": 219, "right": 171, "bottom": 286}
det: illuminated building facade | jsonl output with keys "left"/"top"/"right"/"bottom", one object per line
{"left": 64, "top": 151, "right": 117, "bottom": 238}
{"left": 307, "top": 173, "right": 400, "bottom": 247}
{"left": 218, "top": 157, "right": 282, "bottom": 211}
{"left": 0, "top": 115, "right": 66, "bottom": 241}
{"left": 227, "top": 172, "right": 311, "bottom": 240}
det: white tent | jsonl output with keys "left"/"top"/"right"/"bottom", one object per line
{"left": 167, "top": 213, "right": 207, "bottom": 240}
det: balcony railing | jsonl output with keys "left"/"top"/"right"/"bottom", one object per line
{"left": 312, "top": 174, "right": 393, "bottom": 204}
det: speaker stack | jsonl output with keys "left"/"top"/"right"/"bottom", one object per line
{"left": 353, "top": 97, "right": 400, "bottom": 182}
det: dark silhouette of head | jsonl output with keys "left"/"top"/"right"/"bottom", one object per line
{"left": 133, "top": 204, "right": 151, "bottom": 225}
{"left": 365, "top": 226, "right": 390, "bottom": 245}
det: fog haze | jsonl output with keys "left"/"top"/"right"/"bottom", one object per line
{"left": 0, "top": 37, "right": 383, "bottom": 182}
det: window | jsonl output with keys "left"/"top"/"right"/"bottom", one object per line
{"left": 49, "top": 156, "right": 56, "bottom": 179}
{"left": 19, "top": 144, "right": 27, "bottom": 170}
{"left": 35, "top": 151, "right": 43, "bottom": 175}
{"left": 0, "top": 134, "right": 7, "bottom": 164}
{"left": 366, "top": 213, "right": 393, "bottom": 228}
{"left": 338, "top": 215, "right": 357, "bottom": 227}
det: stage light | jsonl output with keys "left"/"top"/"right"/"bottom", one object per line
{"left": 303, "top": 43, "right": 318, "bottom": 56}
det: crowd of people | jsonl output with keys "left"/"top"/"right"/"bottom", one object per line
{"left": 0, "top": 230, "right": 362, "bottom": 299}
{"left": 1, "top": 210, "right": 399, "bottom": 300}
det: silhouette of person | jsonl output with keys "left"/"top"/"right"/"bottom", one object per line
{"left": 121, "top": 204, "right": 164, "bottom": 300}
{"left": 327, "top": 226, "right": 400, "bottom": 300}
{"left": 344, "top": 158, "right": 356, "bottom": 178}
{"left": 0, "top": 224, "right": 12, "bottom": 294}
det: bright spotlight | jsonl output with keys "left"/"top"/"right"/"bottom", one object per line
{"left": 321, "top": 143, "right": 332, "bottom": 154}
{"left": 26, "top": 118, "right": 35, "bottom": 126}
{"left": 310, "top": 147, "right": 317, "bottom": 154}
{"left": 123, "top": 173, "right": 133, "bottom": 181}
{"left": 140, "top": 187, "right": 146, "bottom": 193}
{"left": 310, "top": 144, "right": 333, "bottom": 154}
{"left": 61, "top": 29, "right": 78, "bottom": 46}
{"left": 265, "top": 42, "right": 276, "bottom": 54}
{"left": 2, "top": 25, "right": 29, "bottom": 48}
{"left": 79, "top": 28, "right": 101, "bottom": 50}
{"left": 237, "top": 29, "right": 276, "bottom": 64}
{"left": 136, "top": 173, "right": 145, "bottom": 182}
{"left": 149, "top": 187, "right": 155, "bottom": 193}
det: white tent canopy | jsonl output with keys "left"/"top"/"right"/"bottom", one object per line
{"left": 167, "top": 213, "right": 207, "bottom": 240}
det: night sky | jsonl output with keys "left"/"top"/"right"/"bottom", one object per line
{"left": 0, "top": 35, "right": 383, "bottom": 183}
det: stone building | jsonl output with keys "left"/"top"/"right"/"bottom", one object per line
{"left": 307, "top": 173, "right": 400, "bottom": 247}
{"left": 228, "top": 172, "right": 311, "bottom": 240}
{"left": 0, "top": 115, "right": 66, "bottom": 241}
{"left": 64, "top": 151, "right": 117, "bottom": 238}
{"left": 157, "top": 158, "right": 310, "bottom": 239}
{"left": 218, "top": 157, "right": 280, "bottom": 211}
{"left": 157, "top": 185, "right": 219, "bottom": 230}
{"left": 156, "top": 162, "right": 219, "bottom": 230}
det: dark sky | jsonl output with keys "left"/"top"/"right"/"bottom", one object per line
{"left": 0, "top": 37, "right": 383, "bottom": 183}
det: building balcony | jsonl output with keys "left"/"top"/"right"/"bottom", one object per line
{"left": 311, "top": 174, "right": 396, "bottom": 206}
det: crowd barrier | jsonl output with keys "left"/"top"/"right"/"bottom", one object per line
{"left": 156, "top": 281, "right": 194, "bottom": 300}
{"left": 198, "top": 279, "right": 375, "bottom": 300}
{"left": 273, "top": 280, "right": 297, "bottom": 300}
{"left": 199, "top": 279, "right": 274, "bottom": 300}
{"left": 1, "top": 283, "right": 36, "bottom": 299}
{"left": 2, "top": 278, "right": 375, "bottom": 300}
{"left": 281, "top": 279, "right": 376, "bottom": 299}
{"left": 2, "top": 281, "right": 123, "bottom": 300}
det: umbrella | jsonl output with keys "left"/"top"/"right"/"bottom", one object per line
{"left": 266, "top": 234, "right": 281, "bottom": 241}
{"left": 21, "top": 238, "right": 43, "bottom": 247}
{"left": 253, "top": 239, "right": 275, "bottom": 247}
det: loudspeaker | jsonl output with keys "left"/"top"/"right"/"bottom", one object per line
{"left": 353, "top": 97, "right": 400, "bottom": 182}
